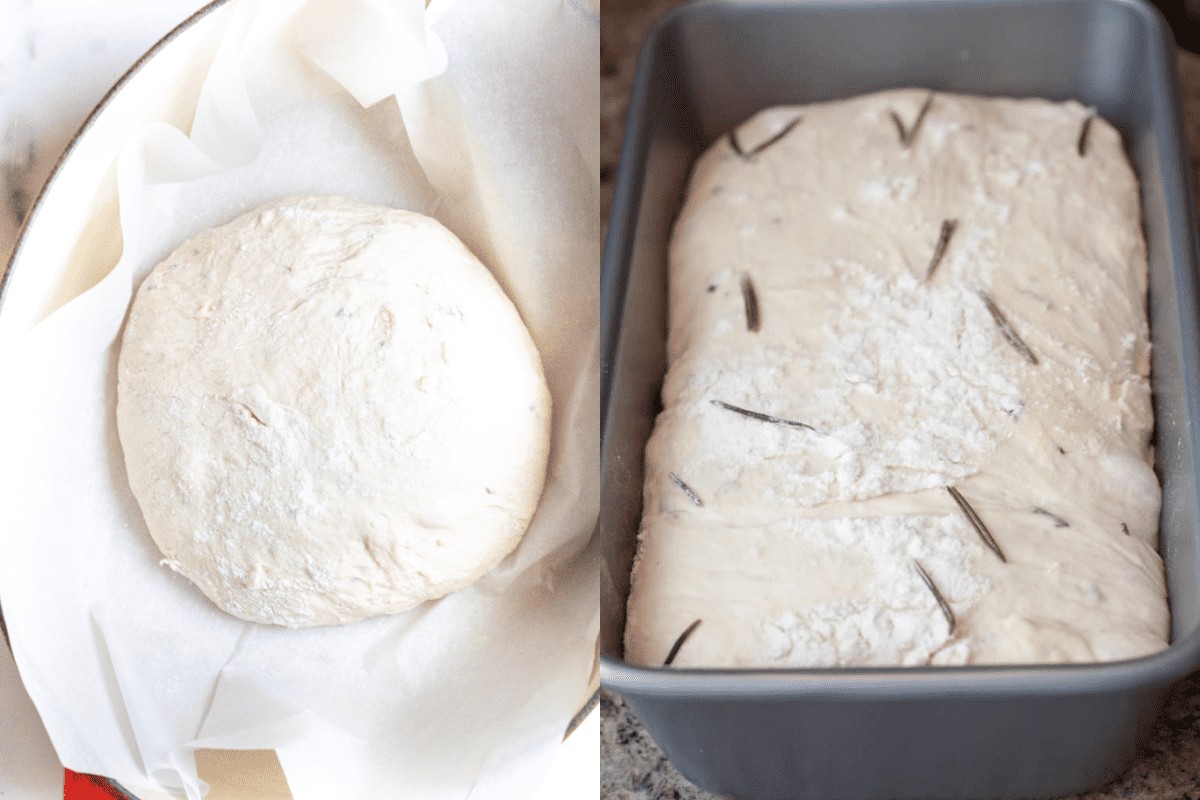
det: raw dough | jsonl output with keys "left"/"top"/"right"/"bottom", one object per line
{"left": 118, "top": 195, "right": 551, "bottom": 627}
{"left": 624, "top": 90, "right": 1168, "bottom": 667}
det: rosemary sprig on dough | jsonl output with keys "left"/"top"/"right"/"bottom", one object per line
{"left": 1078, "top": 114, "right": 1095, "bottom": 156}
{"left": 236, "top": 402, "right": 268, "bottom": 427}
{"left": 740, "top": 274, "right": 761, "bottom": 332}
{"left": 663, "top": 619, "right": 703, "bottom": 666}
{"left": 947, "top": 486, "right": 1007, "bottom": 563}
{"left": 1122, "top": 522, "right": 1131, "bottom": 536}
{"left": 979, "top": 291, "right": 1040, "bottom": 366}
{"left": 1031, "top": 507, "right": 1070, "bottom": 528}
{"left": 889, "top": 112, "right": 904, "bottom": 144}
{"left": 729, "top": 117, "right": 802, "bottom": 160}
{"left": 710, "top": 399, "right": 815, "bottom": 431}
{"left": 925, "top": 219, "right": 958, "bottom": 281}
{"left": 890, "top": 93, "right": 935, "bottom": 147}
{"left": 912, "top": 560, "right": 955, "bottom": 633}
{"left": 669, "top": 472, "right": 704, "bottom": 507}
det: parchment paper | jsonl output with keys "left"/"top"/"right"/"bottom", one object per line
{"left": 0, "top": 0, "right": 599, "bottom": 797}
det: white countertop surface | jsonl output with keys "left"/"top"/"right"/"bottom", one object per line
{"left": 0, "top": 0, "right": 214, "bottom": 263}
{"left": 0, "top": 639, "right": 61, "bottom": 799}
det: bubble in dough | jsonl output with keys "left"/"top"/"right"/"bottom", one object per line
{"left": 116, "top": 195, "right": 551, "bottom": 627}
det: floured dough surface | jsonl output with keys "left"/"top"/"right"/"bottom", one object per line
{"left": 624, "top": 90, "right": 1168, "bottom": 667}
{"left": 118, "top": 195, "right": 551, "bottom": 627}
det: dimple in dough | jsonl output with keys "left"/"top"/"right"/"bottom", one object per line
{"left": 117, "top": 195, "right": 551, "bottom": 628}
{"left": 624, "top": 90, "right": 1169, "bottom": 668}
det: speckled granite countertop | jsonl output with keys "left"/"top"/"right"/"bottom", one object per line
{"left": 600, "top": 2, "right": 1200, "bottom": 798}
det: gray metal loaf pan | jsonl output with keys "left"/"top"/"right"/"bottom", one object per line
{"left": 599, "top": 1, "right": 1200, "bottom": 798}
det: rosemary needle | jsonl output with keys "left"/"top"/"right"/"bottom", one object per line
{"left": 663, "top": 619, "right": 703, "bottom": 666}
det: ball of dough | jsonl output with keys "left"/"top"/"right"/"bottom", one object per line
{"left": 117, "top": 195, "right": 551, "bottom": 627}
